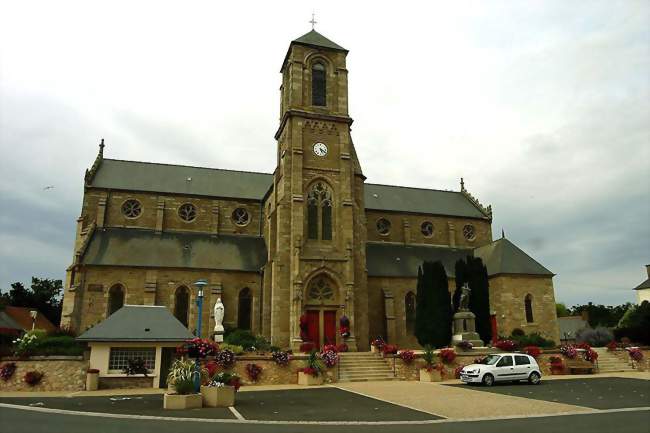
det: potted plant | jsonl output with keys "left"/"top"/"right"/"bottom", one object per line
{"left": 201, "top": 372, "right": 241, "bottom": 407}
{"left": 370, "top": 337, "right": 384, "bottom": 354}
{"left": 419, "top": 345, "right": 443, "bottom": 382}
{"left": 298, "top": 351, "right": 324, "bottom": 385}
{"left": 164, "top": 359, "right": 203, "bottom": 410}
{"left": 86, "top": 368, "right": 99, "bottom": 391}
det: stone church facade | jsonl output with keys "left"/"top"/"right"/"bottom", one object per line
{"left": 61, "top": 30, "right": 560, "bottom": 350}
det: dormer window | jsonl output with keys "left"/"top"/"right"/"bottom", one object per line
{"left": 312, "top": 62, "right": 326, "bottom": 106}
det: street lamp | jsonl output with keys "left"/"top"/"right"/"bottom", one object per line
{"left": 192, "top": 279, "right": 208, "bottom": 393}
{"left": 29, "top": 310, "right": 38, "bottom": 331}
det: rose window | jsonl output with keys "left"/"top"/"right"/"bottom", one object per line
{"left": 232, "top": 207, "right": 250, "bottom": 226}
{"left": 178, "top": 203, "right": 197, "bottom": 222}
{"left": 308, "top": 278, "right": 334, "bottom": 301}
{"left": 421, "top": 221, "right": 434, "bottom": 237}
{"left": 376, "top": 218, "right": 391, "bottom": 235}
{"left": 121, "top": 199, "right": 142, "bottom": 218}
{"left": 463, "top": 224, "right": 476, "bottom": 241}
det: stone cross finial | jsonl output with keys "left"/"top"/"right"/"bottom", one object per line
{"left": 309, "top": 12, "right": 317, "bottom": 30}
{"left": 99, "top": 138, "right": 105, "bottom": 157}
{"left": 460, "top": 177, "right": 465, "bottom": 192}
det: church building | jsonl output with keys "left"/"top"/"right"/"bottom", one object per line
{"left": 61, "top": 30, "right": 561, "bottom": 351}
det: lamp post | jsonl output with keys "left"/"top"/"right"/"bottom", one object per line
{"left": 29, "top": 310, "right": 38, "bottom": 331}
{"left": 192, "top": 279, "right": 208, "bottom": 392}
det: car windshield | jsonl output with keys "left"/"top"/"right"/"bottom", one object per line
{"left": 484, "top": 355, "right": 501, "bottom": 365}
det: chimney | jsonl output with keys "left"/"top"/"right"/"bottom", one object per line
{"left": 646, "top": 264, "right": 650, "bottom": 278}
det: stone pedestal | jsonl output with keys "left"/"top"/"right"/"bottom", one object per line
{"left": 451, "top": 310, "right": 484, "bottom": 347}
{"left": 213, "top": 331, "right": 224, "bottom": 343}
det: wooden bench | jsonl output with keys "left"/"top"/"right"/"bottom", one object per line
{"left": 566, "top": 359, "right": 596, "bottom": 374}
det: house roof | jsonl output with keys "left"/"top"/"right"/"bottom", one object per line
{"left": 77, "top": 305, "right": 193, "bottom": 342}
{"left": 80, "top": 228, "right": 267, "bottom": 272}
{"left": 364, "top": 184, "right": 488, "bottom": 219}
{"left": 0, "top": 311, "right": 23, "bottom": 332}
{"left": 634, "top": 278, "right": 650, "bottom": 290}
{"left": 473, "top": 237, "right": 553, "bottom": 276}
{"left": 2, "top": 306, "right": 57, "bottom": 332}
{"left": 366, "top": 242, "right": 472, "bottom": 278}
{"left": 558, "top": 316, "right": 589, "bottom": 337}
{"left": 87, "top": 158, "right": 490, "bottom": 219}
{"left": 292, "top": 30, "right": 347, "bottom": 52}
{"left": 89, "top": 159, "right": 273, "bottom": 200}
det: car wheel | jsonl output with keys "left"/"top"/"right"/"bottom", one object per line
{"left": 528, "top": 372, "right": 541, "bottom": 385}
{"left": 482, "top": 373, "right": 495, "bottom": 387}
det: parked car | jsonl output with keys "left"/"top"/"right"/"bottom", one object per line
{"left": 459, "top": 353, "right": 542, "bottom": 386}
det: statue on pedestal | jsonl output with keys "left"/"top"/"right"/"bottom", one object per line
{"left": 213, "top": 298, "right": 225, "bottom": 342}
{"left": 458, "top": 283, "right": 471, "bottom": 311}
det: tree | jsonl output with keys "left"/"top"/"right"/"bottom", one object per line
{"left": 0, "top": 277, "right": 63, "bottom": 326}
{"left": 415, "top": 261, "right": 452, "bottom": 348}
{"left": 570, "top": 302, "right": 632, "bottom": 328}
{"left": 466, "top": 256, "right": 491, "bottom": 344}
{"left": 556, "top": 303, "right": 569, "bottom": 317}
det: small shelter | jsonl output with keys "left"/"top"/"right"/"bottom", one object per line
{"left": 77, "top": 305, "right": 192, "bottom": 388}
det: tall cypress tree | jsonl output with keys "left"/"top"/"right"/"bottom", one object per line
{"left": 414, "top": 265, "right": 429, "bottom": 345}
{"left": 467, "top": 256, "right": 492, "bottom": 344}
{"left": 430, "top": 261, "right": 452, "bottom": 347}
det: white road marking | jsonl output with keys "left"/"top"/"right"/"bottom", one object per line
{"left": 228, "top": 406, "right": 245, "bottom": 420}
{"left": 0, "top": 402, "right": 648, "bottom": 425}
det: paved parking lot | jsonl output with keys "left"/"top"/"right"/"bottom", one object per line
{"left": 445, "top": 377, "right": 650, "bottom": 410}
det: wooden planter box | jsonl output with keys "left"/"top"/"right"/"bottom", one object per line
{"left": 86, "top": 372, "right": 99, "bottom": 391}
{"left": 298, "top": 371, "right": 323, "bottom": 386}
{"left": 419, "top": 369, "right": 442, "bottom": 382}
{"left": 200, "top": 385, "right": 235, "bottom": 407}
{"left": 163, "top": 393, "right": 202, "bottom": 410}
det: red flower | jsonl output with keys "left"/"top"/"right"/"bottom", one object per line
{"left": 495, "top": 340, "right": 518, "bottom": 351}
{"left": 524, "top": 346, "right": 541, "bottom": 359}
{"left": 606, "top": 341, "right": 618, "bottom": 351}
{"left": 300, "top": 367, "right": 318, "bottom": 377}
{"left": 382, "top": 344, "right": 398, "bottom": 355}
{"left": 439, "top": 348, "right": 456, "bottom": 364}
{"left": 245, "top": 363, "right": 263, "bottom": 382}
{"left": 398, "top": 350, "right": 416, "bottom": 364}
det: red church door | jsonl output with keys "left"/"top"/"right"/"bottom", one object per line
{"left": 306, "top": 310, "right": 320, "bottom": 350}
{"left": 323, "top": 311, "right": 337, "bottom": 346}
{"left": 490, "top": 314, "right": 498, "bottom": 344}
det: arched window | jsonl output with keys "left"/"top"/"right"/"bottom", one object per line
{"left": 405, "top": 291, "right": 416, "bottom": 334}
{"left": 307, "top": 182, "right": 333, "bottom": 241}
{"left": 312, "top": 62, "right": 326, "bottom": 106}
{"left": 174, "top": 286, "right": 190, "bottom": 327}
{"left": 238, "top": 288, "right": 252, "bottom": 330}
{"left": 107, "top": 284, "right": 125, "bottom": 316}
{"left": 525, "top": 294, "right": 534, "bottom": 323}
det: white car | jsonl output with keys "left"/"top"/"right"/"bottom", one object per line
{"left": 459, "top": 353, "right": 542, "bottom": 386}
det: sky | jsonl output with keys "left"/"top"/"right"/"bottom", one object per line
{"left": 0, "top": 0, "right": 648, "bottom": 307}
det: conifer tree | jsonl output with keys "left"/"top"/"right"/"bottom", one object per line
{"left": 467, "top": 256, "right": 492, "bottom": 343}
{"left": 415, "top": 261, "right": 452, "bottom": 347}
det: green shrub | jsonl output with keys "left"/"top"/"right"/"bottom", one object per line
{"left": 224, "top": 329, "right": 257, "bottom": 349}
{"left": 219, "top": 343, "right": 244, "bottom": 355}
{"left": 510, "top": 331, "right": 555, "bottom": 348}
{"left": 32, "top": 335, "right": 85, "bottom": 356}
{"left": 253, "top": 335, "right": 271, "bottom": 352}
{"left": 173, "top": 376, "right": 195, "bottom": 395}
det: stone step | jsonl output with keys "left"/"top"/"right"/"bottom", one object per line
{"left": 340, "top": 369, "right": 394, "bottom": 375}
{"left": 339, "top": 373, "right": 397, "bottom": 381}
{"left": 338, "top": 377, "right": 399, "bottom": 382}
{"left": 339, "top": 361, "right": 391, "bottom": 367}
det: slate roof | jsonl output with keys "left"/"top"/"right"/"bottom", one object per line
{"left": 89, "top": 159, "right": 273, "bottom": 200}
{"left": 365, "top": 184, "right": 488, "bottom": 219}
{"left": 634, "top": 278, "right": 650, "bottom": 290}
{"left": 0, "top": 311, "right": 23, "bottom": 331}
{"left": 292, "top": 30, "right": 347, "bottom": 52}
{"left": 77, "top": 305, "right": 193, "bottom": 342}
{"left": 80, "top": 228, "right": 267, "bottom": 272}
{"left": 366, "top": 242, "right": 472, "bottom": 278}
{"left": 558, "top": 316, "right": 589, "bottom": 338}
{"left": 473, "top": 237, "right": 553, "bottom": 276}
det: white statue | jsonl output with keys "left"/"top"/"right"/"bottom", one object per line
{"left": 213, "top": 298, "right": 225, "bottom": 342}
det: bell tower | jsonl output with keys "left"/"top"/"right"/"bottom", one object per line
{"left": 266, "top": 29, "right": 368, "bottom": 351}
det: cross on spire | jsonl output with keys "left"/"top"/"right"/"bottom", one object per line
{"left": 309, "top": 12, "right": 317, "bottom": 30}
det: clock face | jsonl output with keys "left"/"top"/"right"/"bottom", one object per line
{"left": 313, "top": 142, "right": 328, "bottom": 157}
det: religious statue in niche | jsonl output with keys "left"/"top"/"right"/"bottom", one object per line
{"left": 213, "top": 298, "right": 225, "bottom": 342}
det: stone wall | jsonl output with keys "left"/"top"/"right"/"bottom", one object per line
{"left": 0, "top": 356, "right": 88, "bottom": 392}
{"left": 99, "top": 376, "right": 153, "bottom": 389}
{"left": 219, "top": 354, "right": 338, "bottom": 386}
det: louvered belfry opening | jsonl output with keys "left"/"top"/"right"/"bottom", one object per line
{"left": 312, "top": 62, "right": 326, "bottom": 106}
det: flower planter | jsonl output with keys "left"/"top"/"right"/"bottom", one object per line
{"left": 419, "top": 369, "right": 442, "bottom": 382}
{"left": 85, "top": 372, "right": 99, "bottom": 391}
{"left": 200, "top": 385, "right": 235, "bottom": 407}
{"left": 163, "top": 393, "right": 202, "bottom": 410}
{"left": 298, "top": 371, "right": 323, "bottom": 386}
{"left": 371, "top": 346, "right": 379, "bottom": 354}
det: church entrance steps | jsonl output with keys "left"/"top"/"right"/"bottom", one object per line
{"left": 338, "top": 352, "right": 396, "bottom": 382}
{"left": 592, "top": 348, "right": 636, "bottom": 373}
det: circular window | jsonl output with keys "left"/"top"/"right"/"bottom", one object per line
{"left": 462, "top": 224, "right": 476, "bottom": 241}
{"left": 376, "top": 218, "right": 391, "bottom": 236}
{"left": 421, "top": 221, "right": 434, "bottom": 237}
{"left": 121, "top": 199, "right": 142, "bottom": 219}
{"left": 232, "top": 207, "right": 250, "bottom": 226}
{"left": 178, "top": 203, "right": 197, "bottom": 222}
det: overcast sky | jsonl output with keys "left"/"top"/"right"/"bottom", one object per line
{"left": 0, "top": 0, "right": 648, "bottom": 307}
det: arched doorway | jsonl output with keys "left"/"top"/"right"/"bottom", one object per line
{"left": 174, "top": 286, "right": 189, "bottom": 327}
{"left": 237, "top": 288, "right": 252, "bottom": 330}
{"left": 303, "top": 275, "right": 339, "bottom": 350}
{"left": 107, "top": 284, "right": 125, "bottom": 316}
